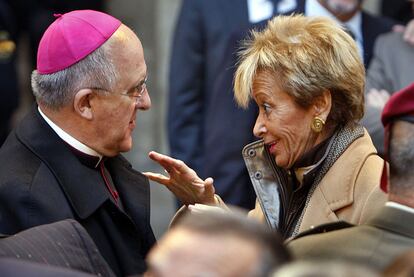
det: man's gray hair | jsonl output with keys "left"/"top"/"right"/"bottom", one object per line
{"left": 175, "top": 210, "right": 290, "bottom": 276}
{"left": 31, "top": 39, "right": 119, "bottom": 110}
{"left": 389, "top": 122, "right": 414, "bottom": 194}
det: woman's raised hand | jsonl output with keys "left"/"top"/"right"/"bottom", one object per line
{"left": 143, "top": 151, "right": 216, "bottom": 205}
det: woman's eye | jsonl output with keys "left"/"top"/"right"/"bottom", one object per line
{"left": 262, "top": 103, "right": 272, "bottom": 115}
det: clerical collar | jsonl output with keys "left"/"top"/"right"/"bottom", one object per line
{"left": 38, "top": 106, "right": 103, "bottom": 168}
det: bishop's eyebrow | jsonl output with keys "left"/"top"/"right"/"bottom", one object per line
{"left": 136, "top": 75, "right": 148, "bottom": 87}
{"left": 127, "top": 75, "right": 147, "bottom": 94}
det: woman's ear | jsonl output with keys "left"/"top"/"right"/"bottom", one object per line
{"left": 73, "top": 89, "right": 94, "bottom": 120}
{"left": 314, "top": 90, "right": 332, "bottom": 120}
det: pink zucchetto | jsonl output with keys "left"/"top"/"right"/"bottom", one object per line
{"left": 37, "top": 10, "right": 122, "bottom": 74}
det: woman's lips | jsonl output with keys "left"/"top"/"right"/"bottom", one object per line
{"left": 266, "top": 141, "right": 277, "bottom": 154}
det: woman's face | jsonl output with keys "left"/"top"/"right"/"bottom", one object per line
{"left": 252, "top": 71, "right": 319, "bottom": 169}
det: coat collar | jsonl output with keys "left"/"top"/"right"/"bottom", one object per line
{"left": 105, "top": 155, "right": 151, "bottom": 226}
{"left": 299, "top": 129, "right": 379, "bottom": 230}
{"left": 316, "top": 129, "right": 378, "bottom": 211}
{"left": 368, "top": 205, "right": 414, "bottom": 239}
{"left": 319, "top": 130, "right": 377, "bottom": 208}
{"left": 16, "top": 106, "right": 108, "bottom": 219}
{"left": 15, "top": 106, "right": 149, "bottom": 220}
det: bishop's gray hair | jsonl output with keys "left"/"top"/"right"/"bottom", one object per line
{"left": 31, "top": 38, "right": 119, "bottom": 110}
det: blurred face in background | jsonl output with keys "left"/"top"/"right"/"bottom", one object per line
{"left": 145, "top": 228, "right": 261, "bottom": 277}
{"left": 319, "top": 0, "right": 362, "bottom": 20}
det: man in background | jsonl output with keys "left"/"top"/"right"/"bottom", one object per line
{"left": 362, "top": 0, "right": 414, "bottom": 155}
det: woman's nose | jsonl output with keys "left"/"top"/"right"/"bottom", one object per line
{"left": 253, "top": 116, "right": 266, "bottom": 138}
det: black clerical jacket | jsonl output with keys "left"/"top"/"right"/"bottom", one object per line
{"left": 0, "top": 106, "right": 156, "bottom": 276}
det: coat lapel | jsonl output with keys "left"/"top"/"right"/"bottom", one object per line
{"left": 17, "top": 106, "right": 152, "bottom": 228}
{"left": 106, "top": 156, "right": 151, "bottom": 227}
{"left": 299, "top": 130, "right": 378, "bottom": 231}
{"left": 16, "top": 106, "right": 109, "bottom": 219}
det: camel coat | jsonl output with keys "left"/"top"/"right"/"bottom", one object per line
{"left": 246, "top": 130, "right": 386, "bottom": 234}
{"left": 172, "top": 131, "right": 386, "bottom": 236}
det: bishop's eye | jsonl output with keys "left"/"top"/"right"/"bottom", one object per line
{"left": 130, "top": 76, "right": 148, "bottom": 97}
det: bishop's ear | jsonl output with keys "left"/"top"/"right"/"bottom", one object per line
{"left": 73, "top": 89, "right": 94, "bottom": 120}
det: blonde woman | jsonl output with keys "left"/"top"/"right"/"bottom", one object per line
{"left": 145, "top": 15, "right": 386, "bottom": 239}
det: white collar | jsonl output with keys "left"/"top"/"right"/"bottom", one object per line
{"left": 306, "top": 0, "right": 342, "bottom": 20}
{"left": 305, "top": 0, "right": 363, "bottom": 58}
{"left": 247, "top": 0, "right": 275, "bottom": 23}
{"left": 38, "top": 106, "right": 103, "bottom": 167}
{"left": 386, "top": 201, "right": 414, "bottom": 215}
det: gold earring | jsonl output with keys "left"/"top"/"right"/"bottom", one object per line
{"left": 311, "top": 117, "right": 325, "bottom": 133}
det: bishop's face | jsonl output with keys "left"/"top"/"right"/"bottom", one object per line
{"left": 90, "top": 26, "right": 151, "bottom": 157}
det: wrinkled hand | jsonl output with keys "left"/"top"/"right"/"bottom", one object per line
{"left": 366, "top": 88, "right": 390, "bottom": 109}
{"left": 143, "top": 151, "right": 216, "bottom": 205}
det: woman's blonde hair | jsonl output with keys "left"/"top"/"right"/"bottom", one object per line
{"left": 234, "top": 14, "right": 365, "bottom": 126}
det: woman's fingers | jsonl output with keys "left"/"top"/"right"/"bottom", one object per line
{"left": 146, "top": 151, "right": 216, "bottom": 205}
{"left": 148, "top": 151, "right": 180, "bottom": 166}
{"left": 148, "top": 151, "right": 175, "bottom": 172}
{"left": 204, "top": 177, "right": 215, "bottom": 196}
{"left": 148, "top": 151, "right": 190, "bottom": 174}
{"left": 143, "top": 172, "right": 170, "bottom": 186}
